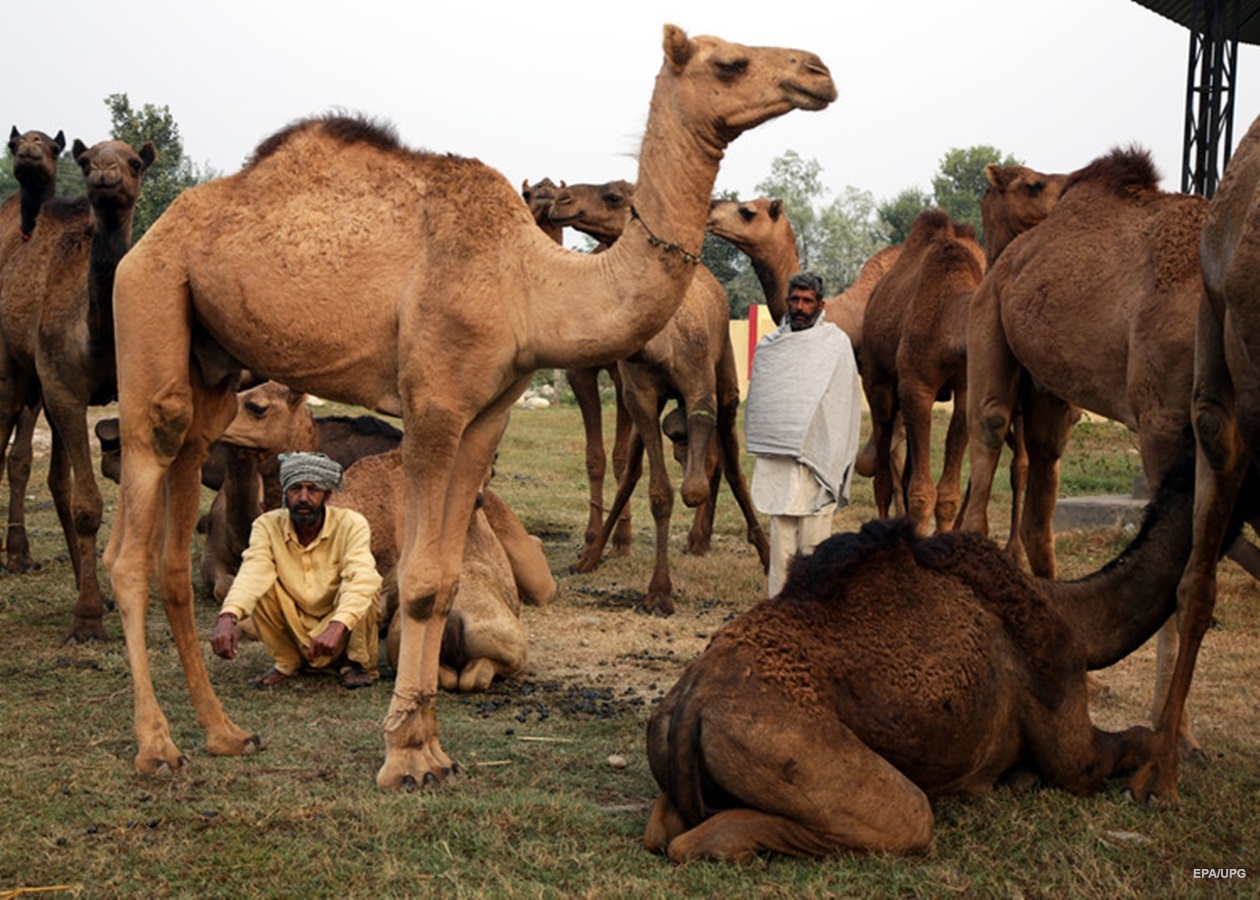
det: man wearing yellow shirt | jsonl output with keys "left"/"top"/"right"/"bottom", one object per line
{"left": 211, "top": 451, "right": 382, "bottom": 689}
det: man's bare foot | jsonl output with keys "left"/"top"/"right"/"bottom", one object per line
{"left": 253, "top": 667, "right": 289, "bottom": 688}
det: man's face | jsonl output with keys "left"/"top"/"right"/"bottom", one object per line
{"left": 285, "top": 482, "right": 329, "bottom": 529}
{"left": 787, "top": 287, "right": 824, "bottom": 331}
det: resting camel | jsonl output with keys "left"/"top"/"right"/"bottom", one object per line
{"left": 0, "top": 137, "right": 155, "bottom": 641}
{"left": 103, "top": 26, "right": 834, "bottom": 786}
{"left": 963, "top": 147, "right": 1215, "bottom": 759}
{"left": 521, "top": 177, "right": 633, "bottom": 557}
{"left": 860, "top": 209, "right": 986, "bottom": 535}
{"left": 1128, "top": 111, "right": 1260, "bottom": 802}
{"left": 552, "top": 179, "right": 770, "bottom": 614}
{"left": 337, "top": 449, "right": 553, "bottom": 691}
{"left": 0, "top": 127, "right": 64, "bottom": 573}
{"left": 644, "top": 450, "right": 1257, "bottom": 860}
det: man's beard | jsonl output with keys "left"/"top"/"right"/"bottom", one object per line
{"left": 287, "top": 500, "right": 325, "bottom": 530}
{"left": 789, "top": 310, "right": 821, "bottom": 331}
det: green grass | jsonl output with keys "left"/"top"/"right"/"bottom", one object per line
{"left": 0, "top": 399, "right": 1256, "bottom": 898}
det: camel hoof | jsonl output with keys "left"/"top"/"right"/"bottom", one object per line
{"left": 450, "top": 762, "right": 466, "bottom": 778}
{"left": 1183, "top": 746, "right": 1208, "bottom": 769}
{"left": 422, "top": 771, "right": 441, "bottom": 789}
{"left": 243, "top": 735, "right": 265, "bottom": 755}
{"left": 400, "top": 775, "right": 418, "bottom": 793}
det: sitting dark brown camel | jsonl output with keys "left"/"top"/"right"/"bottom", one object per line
{"left": 644, "top": 450, "right": 1254, "bottom": 860}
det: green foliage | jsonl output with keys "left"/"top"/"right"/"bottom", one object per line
{"left": 877, "top": 187, "right": 932, "bottom": 245}
{"left": 754, "top": 150, "right": 888, "bottom": 296}
{"left": 105, "top": 93, "right": 218, "bottom": 240}
{"left": 931, "top": 145, "right": 1021, "bottom": 237}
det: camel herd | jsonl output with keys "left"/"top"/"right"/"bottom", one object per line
{"left": 1, "top": 23, "right": 1257, "bottom": 860}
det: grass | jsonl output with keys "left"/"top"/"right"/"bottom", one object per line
{"left": 0, "top": 398, "right": 1256, "bottom": 898}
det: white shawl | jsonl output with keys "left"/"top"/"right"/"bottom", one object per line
{"left": 744, "top": 314, "right": 863, "bottom": 504}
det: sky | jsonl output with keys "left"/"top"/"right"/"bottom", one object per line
{"left": 9, "top": 0, "right": 1260, "bottom": 207}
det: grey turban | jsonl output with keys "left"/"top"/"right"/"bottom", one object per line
{"left": 278, "top": 451, "right": 344, "bottom": 494}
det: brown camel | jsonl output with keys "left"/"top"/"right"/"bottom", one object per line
{"left": 860, "top": 209, "right": 986, "bottom": 535}
{"left": 338, "top": 449, "right": 552, "bottom": 691}
{"left": 521, "top": 177, "right": 634, "bottom": 558}
{"left": 644, "top": 451, "right": 1255, "bottom": 860}
{"left": 962, "top": 147, "right": 1209, "bottom": 757}
{"left": 0, "top": 137, "right": 155, "bottom": 641}
{"left": 103, "top": 26, "right": 834, "bottom": 786}
{"left": 1128, "top": 110, "right": 1260, "bottom": 802}
{"left": 0, "top": 127, "right": 64, "bottom": 573}
{"left": 552, "top": 179, "right": 770, "bottom": 614}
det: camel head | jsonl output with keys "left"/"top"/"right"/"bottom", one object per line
{"left": 981, "top": 163, "right": 1067, "bottom": 263}
{"left": 706, "top": 197, "right": 791, "bottom": 252}
{"left": 659, "top": 25, "right": 835, "bottom": 148}
{"left": 71, "top": 138, "right": 157, "bottom": 212}
{"left": 521, "top": 178, "right": 564, "bottom": 224}
{"left": 218, "top": 380, "right": 319, "bottom": 456}
{"left": 9, "top": 126, "right": 65, "bottom": 185}
{"left": 548, "top": 180, "right": 635, "bottom": 245}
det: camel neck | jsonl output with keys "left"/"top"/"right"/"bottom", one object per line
{"left": 16, "top": 172, "right": 56, "bottom": 239}
{"left": 748, "top": 242, "right": 799, "bottom": 324}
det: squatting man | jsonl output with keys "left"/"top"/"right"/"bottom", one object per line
{"left": 744, "top": 271, "right": 863, "bottom": 596}
{"left": 211, "top": 451, "right": 382, "bottom": 688}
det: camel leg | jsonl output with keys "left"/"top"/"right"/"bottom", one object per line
{"left": 568, "top": 367, "right": 609, "bottom": 554}
{"left": 714, "top": 358, "right": 769, "bottom": 569}
{"left": 683, "top": 438, "right": 720, "bottom": 556}
{"left": 42, "top": 385, "right": 110, "bottom": 642}
{"left": 1129, "top": 298, "right": 1248, "bottom": 804}
{"left": 864, "top": 377, "right": 897, "bottom": 519}
{"left": 571, "top": 430, "right": 643, "bottom": 574}
{"left": 379, "top": 398, "right": 513, "bottom": 789}
{"left": 608, "top": 366, "right": 634, "bottom": 556}
{"left": 1018, "top": 390, "right": 1078, "bottom": 578}
{"left": 2, "top": 404, "right": 38, "bottom": 571}
{"left": 960, "top": 278, "right": 1021, "bottom": 536}
{"left": 1001, "top": 412, "right": 1029, "bottom": 566}
{"left": 678, "top": 401, "right": 718, "bottom": 510}
{"left": 654, "top": 704, "right": 934, "bottom": 859}
{"left": 898, "top": 377, "right": 938, "bottom": 536}
{"left": 640, "top": 407, "right": 678, "bottom": 616}
{"left": 934, "top": 386, "right": 968, "bottom": 532}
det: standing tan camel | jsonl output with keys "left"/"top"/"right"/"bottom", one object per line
{"left": 1128, "top": 111, "right": 1260, "bottom": 802}
{"left": 860, "top": 209, "right": 986, "bottom": 535}
{"left": 104, "top": 26, "right": 834, "bottom": 786}
{"left": 521, "top": 177, "right": 634, "bottom": 558}
{"left": 0, "top": 137, "right": 155, "bottom": 641}
{"left": 962, "top": 147, "right": 1209, "bottom": 759}
{"left": 552, "top": 179, "right": 770, "bottom": 614}
{"left": 644, "top": 451, "right": 1255, "bottom": 860}
{"left": 0, "top": 127, "right": 65, "bottom": 573}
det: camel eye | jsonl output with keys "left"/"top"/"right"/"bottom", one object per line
{"left": 739, "top": 207, "right": 756, "bottom": 223}
{"left": 603, "top": 192, "right": 623, "bottom": 207}
{"left": 715, "top": 59, "right": 749, "bottom": 79}
{"left": 1027, "top": 182, "right": 1045, "bottom": 197}
{"left": 245, "top": 401, "right": 267, "bottom": 417}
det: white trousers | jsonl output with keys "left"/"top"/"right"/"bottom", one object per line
{"left": 767, "top": 510, "right": 835, "bottom": 597}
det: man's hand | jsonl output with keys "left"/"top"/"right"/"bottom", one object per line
{"left": 211, "top": 613, "right": 239, "bottom": 659}
{"left": 310, "top": 621, "right": 348, "bottom": 660}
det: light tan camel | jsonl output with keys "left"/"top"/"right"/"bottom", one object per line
{"left": 0, "top": 127, "right": 64, "bottom": 573}
{"left": 860, "top": 209, "right": 986, "bottom": 535}
{"left": 552, "top": 179, "right": 770, "bottom": 614}
{"left": 103, "top": 26, "right": 834, "bottom": 786}
{"left": 0, "top": 137, "right": 155, "bottom": 641}
{"left": 521, "top": 177, "right": 634, "bottom": 558}
{"left": 1128, "top": 111, "right": 1260, "bottom": 802}
{"left": 962, "top": 147, "right": 1209, "bottom": 758}
{"left": 644, "top": 451, "right": 1252, "bottom": 859}
{"left": 338, "top": 449, "right": 553, "bottom": 691}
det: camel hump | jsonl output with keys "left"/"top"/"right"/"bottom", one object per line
{"left": 1064, "top": 146, "right": 1161, "bottom": 200}
{"left": 247, "top": 113, "right": 406, "bottom": 169}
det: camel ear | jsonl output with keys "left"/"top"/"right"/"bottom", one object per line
{"left": 138, "top": 141, "right": 158, "bottom": 172}
{"left": 663, "top": 24, "right": 693, "bottom": 71}
{"left": 285, "top": 389, "right": 308, "bottom": 409}
{"left": 53, "top": 131, "right": 66, "bottom": 154}
{"left": 769, "top": 198, "right": 783, "bottom": 219}
{"left": 72, "top": 139, "right": 91, "bottom": 169}
{"left": 985, "top": 163, "right": 1009, "bottom": 189}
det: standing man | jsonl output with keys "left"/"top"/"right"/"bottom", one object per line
{"left": 744, "top": 271, "right": 863, "bottom": 596}
{"left": 211, "top": 451, "right": 382, "bottom": 688}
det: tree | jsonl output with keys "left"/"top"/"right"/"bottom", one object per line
{"left": 105, "top": 93, "right": 216, "bottom": 240}
{"left": 877, "top": 187, "right": 932, "bottom": 245}
{"left": 931, "top": 145, "right": 1020, "bottom": 237}
{"left": 754, "top": 151, "right": 888, "bottom": 297}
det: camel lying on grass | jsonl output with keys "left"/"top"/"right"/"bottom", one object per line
{"left": 644, "top": 450, "right": 1256, "bottom": 860}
